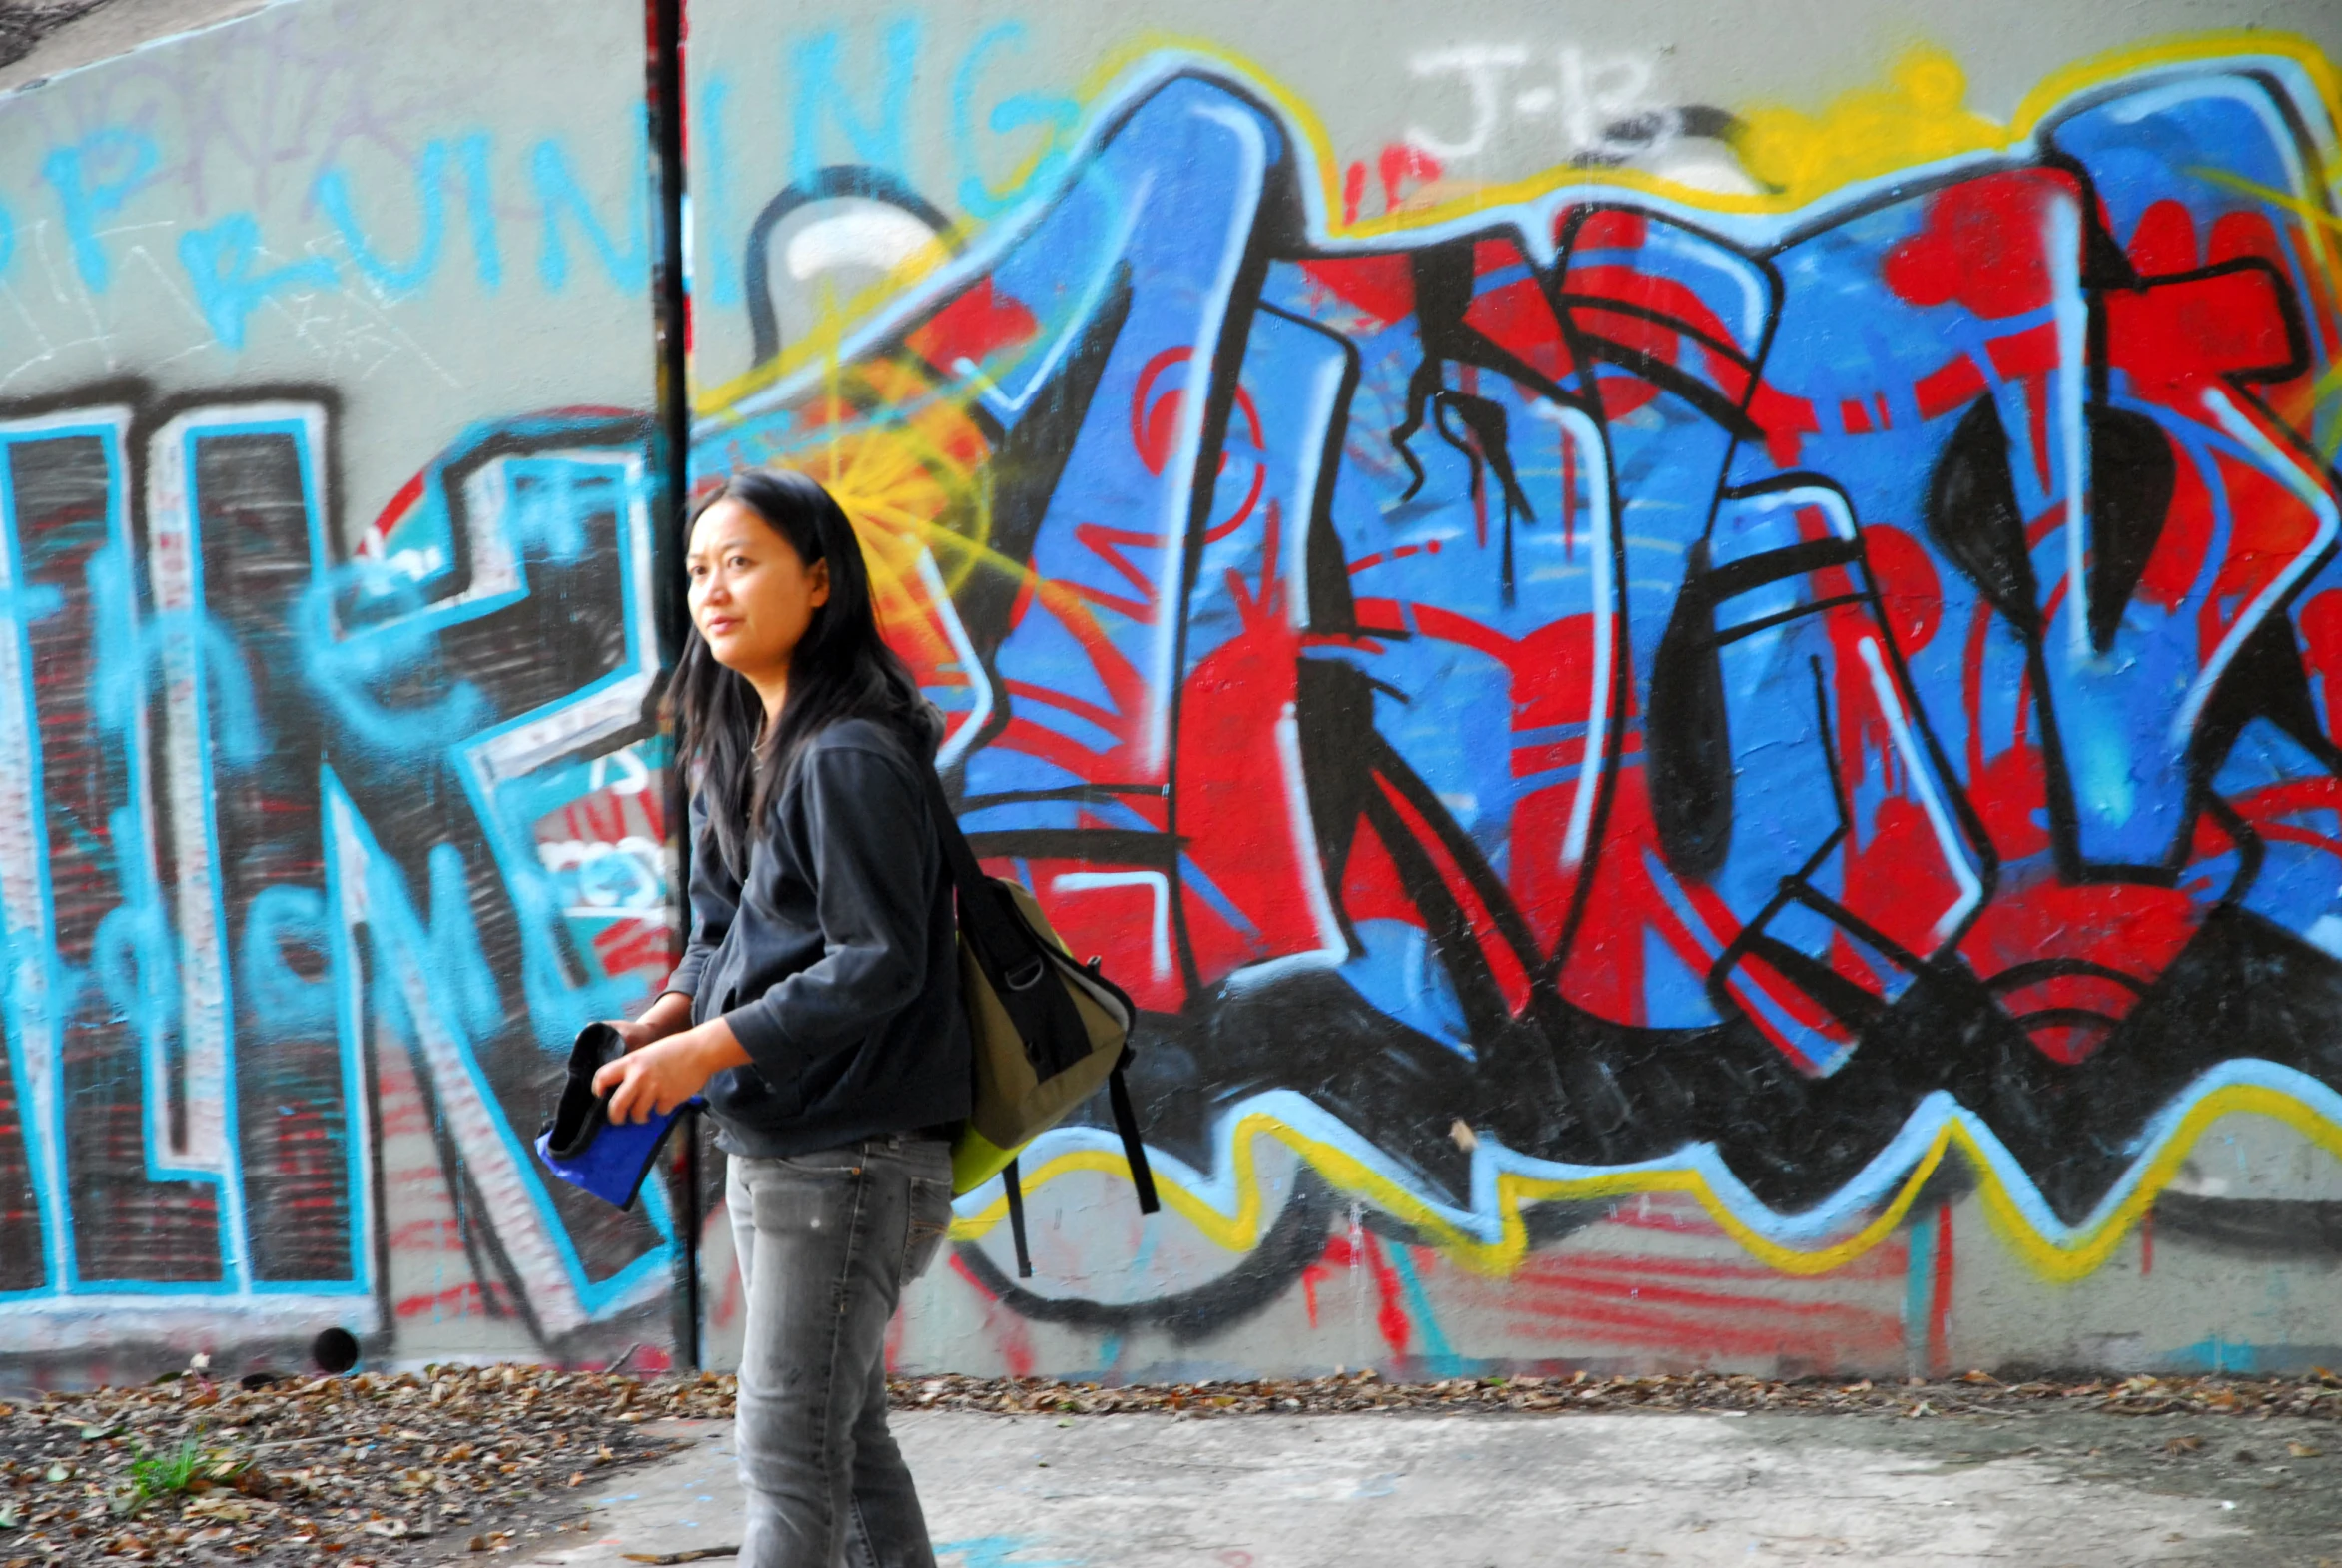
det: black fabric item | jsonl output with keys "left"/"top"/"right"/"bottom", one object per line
{"left": 663, "top": 719, "right": 973, "bottom": 1159}
{"left": 1002, "top": 1156, "right": 1033, "bottom": 1279}
{"left": 543, "top": 1022, "right": 624, "bottom": 1159}
{"left": 534, "top": 1022, "right": 693, "bottom": 1212}
{"left": 1107, "top": 1063, "right": 1159, "bottom": 1213}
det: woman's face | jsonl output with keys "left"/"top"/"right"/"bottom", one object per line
{"left": 686, "top": 496, "right": 831, "bottom": 693}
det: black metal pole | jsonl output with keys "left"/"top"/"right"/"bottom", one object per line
{"left": 646, "top": 0, "right": 700, "bottom": 1374}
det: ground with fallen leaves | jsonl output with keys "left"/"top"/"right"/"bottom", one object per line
{"left": 891, "top": 1368, "right": 2342, "bottom": 1419}
{"left": 0, "top": 1366, "right": 724, "bottom": 1567}
{"left": 5, "top": 1367, "right": 2340, "bottom": 1565}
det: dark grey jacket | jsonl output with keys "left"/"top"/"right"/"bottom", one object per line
{"left": 664, "top": 717, "right": 970, "bottom": 1157}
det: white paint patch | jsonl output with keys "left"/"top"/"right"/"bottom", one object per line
{"left": 1051, "top": 870, "right": 1172, "bottom": 982}
{"left": 783, "top": 206, "right": 940, "bottom": 281}
{"left": 1407, "top": 42, "right": 1677, "bottom": 164}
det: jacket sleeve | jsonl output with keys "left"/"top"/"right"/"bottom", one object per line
{"left": 721, "top": 742, "right": 935, "bottom": 1070}
{"left": 662, "top": 788, "right": 738, "bottom": 1001}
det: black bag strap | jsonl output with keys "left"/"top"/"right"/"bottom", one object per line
{"left": 1001, "top": 1156, "right": 1034, "bottom": 1278}
{"left": 1109, "top": 1060, "right": 1160, "bottom": 1215}
{"left": 921, "top": 770, "right": 1092, "bottom": 1077}
{"left": 926, "top": 768, "right": 1159, "bottom": 1241}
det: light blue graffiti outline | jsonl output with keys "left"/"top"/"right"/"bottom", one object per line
{"left": 933, "top": 1540, "right": 1082, "bottom": 1568}
{"left": 446, "top": 452, "right": 666, "bottom": 1051}
{"left": 0, "top": 416, "right": 243, "bottom": 1293}
{"left": 326, "top": 766, "right": 673, "bottom": 1318}
{"left": 165, "top": 415, "right": 355, "bottom": 1293}
{"left": 313, "top": 418, "right": 673, "bottom": 1314}
{"left": 235, "top": 886, "right": 337, "bottom": 1042}
{"left": 483, "top": 739, "right": 676, "bottom": 1051}
{"left": 320, "top": 779, "right": 377, "bottom": 1292}
{"left": 296, "top": 561, "right": 493, "bottom": 754}
{"left": 0, "top": 429, "right": 82, "bottom": 1299}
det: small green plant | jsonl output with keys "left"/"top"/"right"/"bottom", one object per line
{"left": 115, "top": 1439, "right": 249, "bottom": 1516}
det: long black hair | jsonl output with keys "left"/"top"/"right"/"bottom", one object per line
{"left": 671, "top": 468, "right": 938, "bottom": 877}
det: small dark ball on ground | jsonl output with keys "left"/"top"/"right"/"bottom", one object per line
{"left": 312, "top": 1327, "right": 360, "bottom": 1375}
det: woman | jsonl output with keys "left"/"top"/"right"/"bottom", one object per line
{"left": 592, "top": 467, "right": 970, "bottom": 1568}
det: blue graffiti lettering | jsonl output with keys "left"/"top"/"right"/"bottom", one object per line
{"left": 176, "top": 215, "right": 340, "bottom": 350}
{"left": 951, "top": 24, "right": 1079, "bottom": 220}
{"left": 530, "top": 137, "right": 648, "bottom": 293}
{"left": 315, "top": 141, "right": 450, "bottom": 299}
{"left": 238, "top": 884, "right": 336, "bottom": 1039}
{"left": 294, "top": 565, "right": 491, "bottom": 754}
{"left": 40, "top": 130, "right": 157, "bottom": 294}
{"left": 458, "top": 132, "right": 503, "bottom": 291}
{"left": 695, "top": 76, "right": 741, "bottom": 307}
{"left": 786, "top": 18, "right": 920, "bottom": 187}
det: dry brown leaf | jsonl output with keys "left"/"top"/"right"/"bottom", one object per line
{"left": 182, "top": 1496, "right": 252, "bottom": 1524}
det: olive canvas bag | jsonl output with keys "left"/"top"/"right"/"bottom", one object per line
{"left": 923, "top": 771, "right": 1159, "bottom": 1276}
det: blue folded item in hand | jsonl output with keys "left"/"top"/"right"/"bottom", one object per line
{"left": 533, "top": 1022, "right": 699, "bottom": 1211}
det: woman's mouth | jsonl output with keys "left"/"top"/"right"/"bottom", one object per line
{"left": 702, "top": 616, "right": 739, "bottom": 638}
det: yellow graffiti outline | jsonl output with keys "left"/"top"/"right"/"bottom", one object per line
{"left": 951, "top": 1084, "right": 2342, "bottom": 1281}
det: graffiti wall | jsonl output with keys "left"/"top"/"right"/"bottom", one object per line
{"left": 0, "top": 0, "right": 684, "bottom": 1380}
{"left": 11, "top": 0, "right": 2342, "bottom": 1386}
{"left": 688, "top": 4, "right": 2342, "bottom": 1378}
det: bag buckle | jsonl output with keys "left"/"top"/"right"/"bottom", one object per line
{"left": 1003, "top": 955, "right": 1047, "bottom": 991}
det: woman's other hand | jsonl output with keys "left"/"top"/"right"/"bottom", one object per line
{"left": 602, "top": 991, "right": 696, "bottom": 1054}
{"left": 593, "top": 1018, "right": 751, "bottom": 1125}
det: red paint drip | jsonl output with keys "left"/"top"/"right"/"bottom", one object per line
{"left": 1926, "top": 1204, "right": 1955, "bottom": 1375}
{"left": 1356, "top": 1228, "right": 1412, "bottom": 1359}
{"left": 948, "top": 1250, "right": 1037, "bottom": 1378}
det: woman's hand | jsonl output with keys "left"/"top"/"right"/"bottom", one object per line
{"left": 603, "top": 991, "right": 695, "bottom": 1053}
{"left": 593, "top": 1018, "right": 751, "bottom": 1125}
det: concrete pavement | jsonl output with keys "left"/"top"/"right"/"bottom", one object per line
{"left": 480, "top": 1411, "right": 2342, "bottom": 1567}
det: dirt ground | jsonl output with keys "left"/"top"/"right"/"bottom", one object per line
{"left": 9, "top": 1368, "right": 2342, "bottom": 1567}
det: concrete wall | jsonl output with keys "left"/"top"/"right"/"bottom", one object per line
{"left": 0, "top": 0, "right": 681, "bottom": 1382}
{"left": 7, "top": 0, "right": 2342, "bottom": 1388}
{"left": 685, "top": 3, "right": 2342, "bottom": 1381}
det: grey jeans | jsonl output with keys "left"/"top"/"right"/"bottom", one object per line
{"left": 726, "top": 1135, "right": 956, "bottom": 1568}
